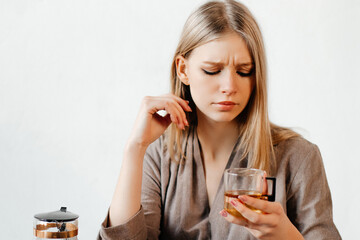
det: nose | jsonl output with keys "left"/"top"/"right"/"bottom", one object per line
{"left": 220, "top": 70, "right": 237, "bottom": 95}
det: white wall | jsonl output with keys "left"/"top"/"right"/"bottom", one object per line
{"left": 0, "top": 0, "right": 358, "bottom": 239}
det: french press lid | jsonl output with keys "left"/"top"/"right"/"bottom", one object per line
{"left": 35, "top": 207, "right": 79, "bottom": 222}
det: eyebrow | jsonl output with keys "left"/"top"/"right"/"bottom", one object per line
{"left": 202, "top": 61, "right": 254, "bottom": 68}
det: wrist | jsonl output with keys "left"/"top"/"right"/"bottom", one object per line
{"left": 124, "top": 140, "right": 148, "bottom": 162}
{"left": 126, "top": 139, "right": 149, "bottom": 152}
{"left": 286, "top": 222, "right": 304, "bottom": 240}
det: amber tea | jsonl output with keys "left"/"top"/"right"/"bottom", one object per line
{"left": 224, "top": 168, "right": 276, "bottom": 219}
{"left": 224, "top": 190, "right": 267, "bottom": 218}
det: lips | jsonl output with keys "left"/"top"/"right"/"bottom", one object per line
{"left": 216, "top": 101, "right": 236, "bottom": 105}
{"left": 213, "top": 101, "right": 238, "bottom": 111}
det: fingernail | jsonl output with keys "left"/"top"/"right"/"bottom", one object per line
{"left": 185, "top": 119, "right": 189, "bottom": 126}
{"left": 238, "top": 195, "right": 246, "bottom": 202}
{"left": 230, "top": 199, "right": 238, "bottom": 207}
{"left": 220, "top": 210, "right": 228, "bottom": 217}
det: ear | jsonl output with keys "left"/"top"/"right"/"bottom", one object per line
{"left": 176, "top": 55, "right": 190, "bottom": 85}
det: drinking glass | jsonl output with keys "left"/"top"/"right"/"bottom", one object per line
{"left": 224, "top": 168, "right": 276, "bottom": 219}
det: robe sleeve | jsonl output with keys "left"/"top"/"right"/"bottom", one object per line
{"left": 286, "top": 142, "right": 342, "bottom": 239}
{"left": 97, "top": 139, "right": 163, "bottom": 240}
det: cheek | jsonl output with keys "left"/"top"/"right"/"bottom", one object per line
{"left": 188, "top": 75, "right": 216, "bottom": 104}
{"left": 240, "top": 80, "right": 253, "bottom": 99}
{"left": 188, "top": 71, "right": 207, "bottom": 92}
{"left": 189, "top": 83, "right": 204, "bottom": 104}
{"left": 187, "top": 68, "right": 216, "bottom": 91}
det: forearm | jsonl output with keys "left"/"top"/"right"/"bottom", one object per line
{"left": 108, "top": 142, "right": 148, "bottom": 226}
{"left": 106, "top": 94, "right": 189, "bottom": 227}
{"left": 286, "top": 223, "right": 304, "bottom": 240}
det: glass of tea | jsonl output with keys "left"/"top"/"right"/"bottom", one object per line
{"left": 224, "top": 168, "right": 276, "bottom": 219}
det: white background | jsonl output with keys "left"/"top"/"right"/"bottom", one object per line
{"left": 0, "top": 0, "right": 359, "bottom": 239}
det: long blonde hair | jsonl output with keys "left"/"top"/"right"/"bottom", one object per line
{"left": 167, "top": 0, "right": 299, "bottom": 173}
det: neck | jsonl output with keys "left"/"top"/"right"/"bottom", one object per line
{"left": 196, "top": 113, "right": 239, "bottom": 161}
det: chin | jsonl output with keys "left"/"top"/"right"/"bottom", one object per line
{"left": 196, "top": 107, "right": 242, "bottom": 124}
{"left": 207, "top": 112, "right": 240, "bottom": 123}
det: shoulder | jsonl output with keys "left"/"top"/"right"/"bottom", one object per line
{"left": 273, "top": 137, "right": 330, "bottom": 206}
{"left": 276, "top": 138, "right": 340, "bottom": 238}
{"left": 270, "top": 123, "right": 320, "bottom": 159}
{"left": 275, "top": 136, "right": 320, "bottom": 158}
{"left": 273, "top": 136, "right": 324, "bottom": 176}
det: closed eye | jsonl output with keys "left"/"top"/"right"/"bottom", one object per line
{"left": 202, "top": 69, "right": 221, "bottom": 75}
{"left": 237, "top": 69, "right": 253, "bottom": 77}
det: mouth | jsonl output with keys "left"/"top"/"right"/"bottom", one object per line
{"left": 215, "top": 101, "right": 237, "bottom": 105}
{"left": 213, "top": 101, "right": 238, "bottom": 111}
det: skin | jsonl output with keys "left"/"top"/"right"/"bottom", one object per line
{"left": 176, "top": 32, "right": 254, "bottom": 208}
{"left": 178, "top": 34, "right": 254, "bottom": 124}
{"left": 108, "top": 31, "right": 304, "bottom": 240}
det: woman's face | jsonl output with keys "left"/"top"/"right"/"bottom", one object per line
{"left": 178, "top": 32, "right": 254, "bottom": 124}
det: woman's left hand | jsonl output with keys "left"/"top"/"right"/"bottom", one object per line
{"left": 219, "top": 195, "right": 304, "bottom": 240}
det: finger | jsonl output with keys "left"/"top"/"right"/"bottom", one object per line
{"left": 169, "top": 95, "right": 192, "bottom": 113}
{"left": 167, "top": 98, "right": 188, "bottom": 128}
{"left": 152, "top": 96, "right": 185, "bottom": 128}
{"left": 142, "top": 95, "right": 188, "bottom": 129}
{"left": 229, "top": 197, "right": 270, "bottom": 227}
{"left": 219, "top": 209, "right": 249, "bottom": 227}
{"left": 167, "top": 106, "right": 183, "bottom": 129}
{"left": 238, "top": 195, "right": 275, "bottom": 214}
{"left": 158, "top": 108, "right": 177, "bottom": 125}
{"left": 163, "top": 101, "right": 185, "bottom": 129}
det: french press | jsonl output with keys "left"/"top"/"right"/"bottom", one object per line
{"left": 33, "top": 207, "right": 79, "bottom": 239}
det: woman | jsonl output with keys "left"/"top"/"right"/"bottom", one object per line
{"left": 98, "top": 0, "right": 341, "bottom": 239}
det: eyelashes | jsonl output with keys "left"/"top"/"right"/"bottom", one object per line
{"left": 238, "top": 70, "right": 253, "bottom": 77}
{"left": 202, "top": 69, "right": 253, "bottom": 77}
{"left": 202, "top": 69, "right": 221, "bottom": 75}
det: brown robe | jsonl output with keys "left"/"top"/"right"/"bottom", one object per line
{"left": 98, "top": 127, "right": 341, "bottom": 239}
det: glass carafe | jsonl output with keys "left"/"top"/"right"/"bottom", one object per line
{"left": 33, "top": 207, "right": 78, "bottom": 239}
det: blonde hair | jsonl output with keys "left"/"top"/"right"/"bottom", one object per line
{"left": 167, "top": 0, "right": 299, "bottom": 173}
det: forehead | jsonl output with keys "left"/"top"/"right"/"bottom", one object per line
{"left": 188, "top": 32, "right": 252, "bottom": 64}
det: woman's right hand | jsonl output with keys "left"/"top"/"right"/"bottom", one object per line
{"left": 127, "top": 94, "right": 192, "bottom": 148}
{"left": 109, "top": 94, "right": 191, "bottom": 227}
